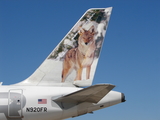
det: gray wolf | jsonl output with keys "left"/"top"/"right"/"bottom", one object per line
{"left": 62, "top": 26, "right": 96, "bottom": 82}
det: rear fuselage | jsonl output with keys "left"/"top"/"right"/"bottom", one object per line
{"left": 0, "top": 86, "right": 123, "bottom": 120}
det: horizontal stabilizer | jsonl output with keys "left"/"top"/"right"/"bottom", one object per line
{"left": 53, "top": 84, "right": 115, "bottom": 104}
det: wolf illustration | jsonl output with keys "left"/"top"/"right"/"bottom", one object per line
{"left": 62, "top": 26, "right": 96, "bottom": 82}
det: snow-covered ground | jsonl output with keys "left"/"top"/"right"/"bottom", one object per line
{"left": 24, "top": 58, "right": 98, "bottom": 87}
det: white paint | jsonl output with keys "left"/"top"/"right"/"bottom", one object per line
{"left": 0, "top": 99, "right": 8, "bottom": 105}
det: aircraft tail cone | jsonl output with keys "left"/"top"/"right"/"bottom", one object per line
{"left": 121, "top": 93, "right": 126, "bottom": 102}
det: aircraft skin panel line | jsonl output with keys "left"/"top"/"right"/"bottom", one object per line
{"left": 0, "top": 7, "right": 126, "bottom": 120}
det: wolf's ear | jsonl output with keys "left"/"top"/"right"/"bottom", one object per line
{"left": 89, "top": 25, "right": 95, "bottom": 34}
{"left": 79, "top": 28, "right": 85, "bottom": 35}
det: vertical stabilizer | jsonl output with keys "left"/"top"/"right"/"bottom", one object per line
{"left": 15, "top": 7, "right": 112, "bottom": 87}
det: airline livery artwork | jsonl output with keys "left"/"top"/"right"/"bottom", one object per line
{"left": 18, "top": 8, "right": 112, "bottom": 87}
{"left": 46, "top": 8, "right": 111, "bottom": 86}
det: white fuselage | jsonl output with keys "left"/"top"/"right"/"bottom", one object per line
{"left": 0, "top": 86, "right": 122, "bottom": 120}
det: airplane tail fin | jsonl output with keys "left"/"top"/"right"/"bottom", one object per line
{"left": 15, "top": 7, "right": 112, "bottom": 87}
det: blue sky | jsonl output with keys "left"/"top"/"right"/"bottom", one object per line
{"left": 0, "top": 0, "right": 160, "bottom": 120}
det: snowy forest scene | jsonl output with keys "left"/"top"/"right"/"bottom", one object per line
{"left": 48, "top": 9, "right": 111, "bottom": 61}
